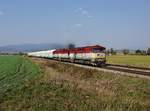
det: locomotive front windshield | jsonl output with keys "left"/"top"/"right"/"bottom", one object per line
{"left": 92, "top": 48, "right": 105, "bottom": 53}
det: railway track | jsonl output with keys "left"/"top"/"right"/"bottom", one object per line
{"left": 64, "top": 62, "right": 150, "bottom": 78}
{"left": 71, "top": 63, "right": 150, "bottom": 78}
{"left": 107, "top": 64, "right": 150, "bottom": 71}
{"left": 31, "top": 57, "right": 150, "bottom": 79}
{"left": 65, "top": 62, "right": 150, "bottom": 78}
{"left": 103, "top": 65, "right": 150, "bottom": 77}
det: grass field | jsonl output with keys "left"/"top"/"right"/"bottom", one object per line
{"left": 107, "top": 55, "right": 150, "bottom": 68}
{"left": 0, "top": 55, "right": 41, "bottom": 109}
{"left": 0, "top": 56, "right": 150, "bottom": 111}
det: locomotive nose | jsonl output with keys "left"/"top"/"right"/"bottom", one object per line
{"left": 97, "top": 54, "right": 100, "bottom": 56}
{"left": 97, "top": 53, "right": 105, "bottom": 57}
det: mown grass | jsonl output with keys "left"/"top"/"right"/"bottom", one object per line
{"left": 0, "top": 57, "right": 150, "bottom": 111}
{"left": 107, "top": 55, "right": 150, "bottom": 68}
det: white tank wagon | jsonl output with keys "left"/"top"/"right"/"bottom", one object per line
{"left": 40, "top": 50, "right": 55, "bottom": 58}
{"left": 27, "top": 49, "right": 55, "bottom": 58}
{"left": 27, "top": 52, "right": 40, "bottom": 57}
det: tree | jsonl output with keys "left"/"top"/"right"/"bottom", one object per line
{"left": 123, "top": 49, "right": 129, "bottom": 55}
{"left": 106, "top": 50, "right": 110, "bottom": 55}
{"left": 141, "top": 50, "right": 147, "bottom": 55}
{"left": 110, "top": 48, "right": 116, "bottom": 55}
{"left": 68, "top": 43, "right": 75, "bottom": 49}
{"left": 147, "top": 48, "right": 150, "bottom": 55}
{"left": 136, "top": 49, "right": 147, "bottom": 55}
{"left": 18, "top": 52, "right": 24, "bottom": 55}
{"left": 135, "top": 49, "right": 142, "bottom": 54}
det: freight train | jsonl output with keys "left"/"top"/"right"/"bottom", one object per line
{"left": 27, "top": 45, "right": 106, "bottom": 66}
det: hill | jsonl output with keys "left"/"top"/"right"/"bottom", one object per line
{"left": 0, "top": 43, "right": 66, "bottom": 53}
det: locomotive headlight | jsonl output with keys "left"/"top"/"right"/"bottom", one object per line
{"left": 97, "top": 53, "right": 105, "bottom": 57}
{"left": 97, "top": 54, "right": 100, "bottom": 56}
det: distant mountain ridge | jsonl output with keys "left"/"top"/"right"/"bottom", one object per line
{"left": 0, "top": 43, "right": 67, "bottom": 53}
{"left": 0, "top": 43, "right": 145, "bottom": 54}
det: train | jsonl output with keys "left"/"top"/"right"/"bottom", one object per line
{"left": 27, "top": 45, "right": 106, "bottom": 66}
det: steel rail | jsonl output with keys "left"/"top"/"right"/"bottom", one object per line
{"left": 30, "top": 57, "right": 150, "bottom": 78}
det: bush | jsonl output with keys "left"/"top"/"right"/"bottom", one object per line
{"left": 136, "top": 49, "right": 142, "bottom": 54}
{"left": 136, "top": 50, "right": 146, "bottom": 55}
{"left": 123, "top": 49, "right": 129, "bottom": 55}
{"left": 147, "top": 48, "right": 150, "bottom": 55}
{"left": 110, "top": 48, "right": 116, "bottom": 55}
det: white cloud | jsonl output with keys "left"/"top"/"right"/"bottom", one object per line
{"left": 74, "top": 8, "right": 93, "bottom": 18}
{"left": 74, "top": 8, "right": 83, "bottom": 13}
{"left": 81, "top": 10, "right": 88, "bottom": 15}
{"left": 87, "top": 15, "right": 93, "bottom": 18}
{"left": 0, "top": 11, "right": 4, "bottom": 15}
{"left": 74, "top": 24, "right": 83, "bottom": 27}
{"left": 78, "top": 8, "right": 83, "bottom": 10}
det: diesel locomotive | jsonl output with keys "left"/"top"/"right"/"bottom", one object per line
{"left": 28, "top": 45, "right": 106, "bottom": 66}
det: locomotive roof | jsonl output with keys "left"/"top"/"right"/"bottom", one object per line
{"left": 54, "top": 45, "right": 106, "bottom": 51}
{"left": 73, "top": 45, "right": 106, "bottom": 50}
{"left": 82, "top": 45, "right": 105, "bottom": 48}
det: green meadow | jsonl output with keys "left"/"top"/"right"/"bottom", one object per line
{"left": 0, "top": 55, "right": 41, "bottom": 102}
{"left": 107, "top": 55, "right": 150, "bottom": 68}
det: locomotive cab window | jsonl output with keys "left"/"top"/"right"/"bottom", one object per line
{"left": 92, "top": 48, "right": 105, "bottom": 53}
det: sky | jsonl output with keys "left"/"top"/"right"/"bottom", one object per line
{"left": 0, "top": 0, "right": 150, "bottom": 49}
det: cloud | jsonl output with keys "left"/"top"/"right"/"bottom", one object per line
{"left": 74, "top": 24, "right": 83, "bottom": 27}
{"left": 74, "top": 8, "right": 83, "bottom": 12}
{"left": 74, "top": 8, "right": 93, "bottom": 18}
{"left": 0, "top": 11, "right": 4, "bottom": 15}
{"left": 81, "top": 10, "right": 88, "bottom": 15}
{"left": 87, "top": 15, "right": 93, "bottom": 18}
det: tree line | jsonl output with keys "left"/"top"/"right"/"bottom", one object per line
{"left": 107, "top": 48, "right": 150, "bottom": 55}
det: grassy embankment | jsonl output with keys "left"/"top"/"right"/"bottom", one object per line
{"left": 0, "top": 56, "right": 150, "bottom": 111}
{"left": 107, "top": 55, "right": 150, "bottom": 68}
